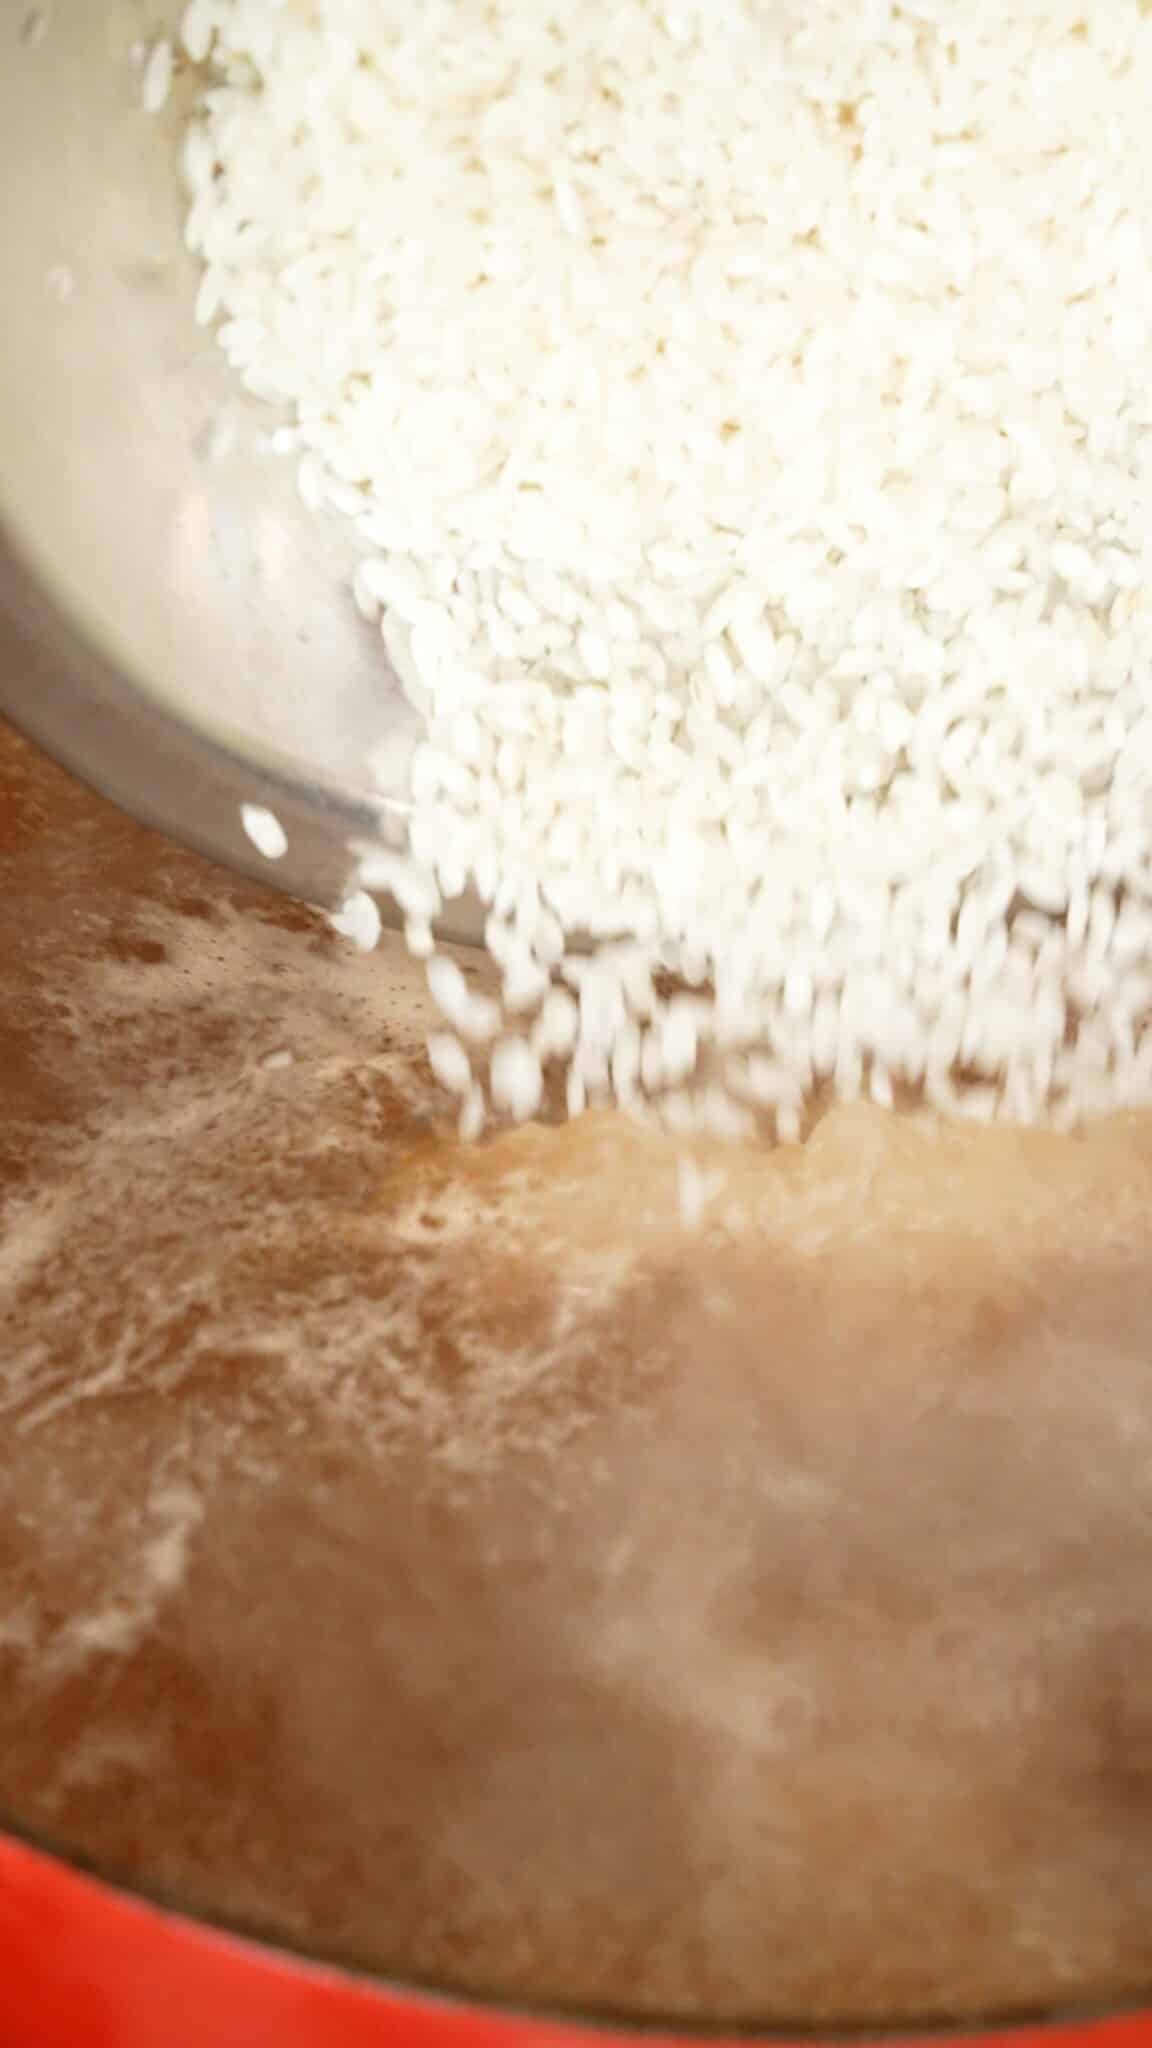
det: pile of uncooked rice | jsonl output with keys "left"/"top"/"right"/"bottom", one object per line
{"left": 169, "top": 0, "right": 1152, "bottom": 1139}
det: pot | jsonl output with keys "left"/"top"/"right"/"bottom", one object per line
{"left": 3, "top": 719, "right": 1152, "bottom": 2048}
{"left": 2, "top": 1831, "right": 1151, "bottom": 2048}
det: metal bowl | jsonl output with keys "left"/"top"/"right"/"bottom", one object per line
{"left": 0, "top": 0, "right": 423, "bottom": 909}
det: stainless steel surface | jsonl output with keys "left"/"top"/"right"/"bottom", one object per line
{"left": 0, "top": 0, "right": 419, "bottom": 908}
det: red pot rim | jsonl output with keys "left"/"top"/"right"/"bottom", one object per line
{"left": 4, "top": 1822, "right": 1152, "bottom": 2048}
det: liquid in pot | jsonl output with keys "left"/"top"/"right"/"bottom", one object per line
{"left": 3, "top": 724, "right": 1152, "bottom": 2028}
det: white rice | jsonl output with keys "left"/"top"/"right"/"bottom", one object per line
{"left": 327, "top": 890, "right": 383, "bottom": 955}
{"left": 427, "top": 1033, "right": 473, "bottom": 1098}
{"left": 179, "top": 0, "right": 1152, "bottom": 1139}
{"left": 140, "top": 38, "right": 173, "bottom": 114}
{"left": 489, "top": 1038, "right": 545, "bottom": 1123}
{"left": 240, "top": 803, "right": 287, "bottom": 863}
{"left": 457, "top": 1085, "right": 488, "bottom": 1143}
{"left": 676, "top": 1156, "right": 727, "bottom": 1233}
